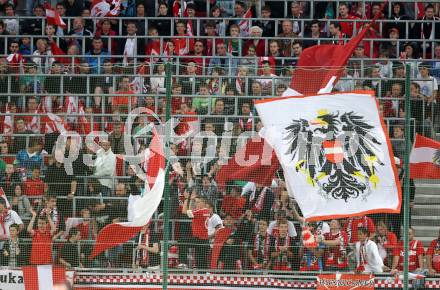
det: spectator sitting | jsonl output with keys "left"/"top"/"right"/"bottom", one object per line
{"left": 93, "top": 140, "right": 116, "bottom": 196}
{"left": 150, "top": 2, "right": 171, "bottom": 37}
{"left": 85, "top": 37, "right": 111, "bottom": 74}
{"left": 108, "top": 122, "right": 125, "bottom": 155}
{"left": 20, "top": 4, "right": 44, "bottom": 35}
{"left": 277, "top": 20, "right": 297, "bottom": 57}
{"left": 255, "top": 5, "right": 276, "bottom": 37}
{"left": 16, "top": 137, "right": 43, "bottom": 177}
{"left": 27, "top": 208, "right": 56, "bottom": 265}
{"left": 243, "top": 26, "right": 265, "bottom": 57}
{"left": 337, "top": 3, "right": 360, "bottom": 37}
{"left": 23, "top": 167, "right": 44, "bottom": 198}
{"left": 0, "top": 223, "right": 26, "bottom": 267}
{"left": 173, "top": 20, "right": 194, "bottom": 56}
{"left": 19, "top": 36, "right": 32, "bottom": 55}
{"left": 95, "top": 19, "right": 117, "bottom": 55}
{"left": 192, "top": 83, "right": 215, "bottom": 114}
{"left": 303, "top": 20, "right": 325, "bottom": 48}
{"left": 416, "top": 62, "right": 438, "bottom": 103}
{"left": 67, "top": 17, "right": 93, "bottom": 53}
{"left": 11, "top": 184, "right": 32, "bottom": 219}
{"left": 32, "top": 39, "right": 55, "bottom": 74}
{"left": 112, "top": 76, "right": 137, "bottom": 113}
{"left": 208, "top": 42, "right": 238, "bottom": 76}
{"left": 3, "top": 4, "right": 18, "bottom": 35}
{"left": 59, "top": 228, "right": 82, "bottom": 269}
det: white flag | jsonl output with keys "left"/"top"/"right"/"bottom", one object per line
{"left": 255, "top": 91, "right": 401, "bottom": 221}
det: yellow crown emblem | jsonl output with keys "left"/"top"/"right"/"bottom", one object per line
{"left": 317, "top": 109, "right": 329, "bottom": 117}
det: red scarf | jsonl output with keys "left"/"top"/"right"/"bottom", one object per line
{"left": 0, "top": 209, "right": 9, "bottom": 235}
{"left": 274, "top": 235, "right": 290, "bottom": 266}
{"left": 346, "top": 216, "right": 368, "bottom": 242}
{"left": 138, "top": 229, "right": 150, "bottom": 266}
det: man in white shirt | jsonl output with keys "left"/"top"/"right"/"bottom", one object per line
{"left": 94, "top": 140, "right": 116, "bottom": 196}
{"left": 416, "top": 63, "right": 438, "bottom": 100}
{"left": 267, "top": 210, "right": 297, "bottom": 238}
{"left": 355, "top": 227, "right": 388, "bottom": 273}
{"left": 207, "top": 200, "right": 223, "bottom": 240}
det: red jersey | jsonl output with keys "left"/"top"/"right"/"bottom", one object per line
{"left": 376, "top": 232, "right": 397, "bottom": 263}
{"left": 112, "top": 90, "right": 137, "bottom": 107}
{"left": 427, "top": 239, "right": 440, "bottom": 272}
{"left": 173, "top": 36, "right": 194, "bottom": 56}
{"left": 76, "top": 222, "right": 96, "bottom": 240}
{"left": 393, "top": 239, "right": 424, "bottom": 271}
{"left": 324, "top": 230, "right": 349, "bottom": 269}
{"left": 30, "top": 229, "right": 53, "bottom": 265}
{"left": 338, "top": 15, "right": 361, "bottom": 37}
{"left": 24, "top": 178, "right": 45, "bottom": 196}
{"left": 191, "top": 208, "right": 210, "bottom": 240}
{"left": 344, "top": 216, "right": 375, "bottom": 243}
{"left": 221, "top": 195, "right": 246, "bottom": 219}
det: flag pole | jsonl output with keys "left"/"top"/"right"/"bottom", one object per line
{"left": 162, "top": 62, "right": 172, "bottom": 290}
{"left": 403, "top": 63, "right": 412, "bottom": 290}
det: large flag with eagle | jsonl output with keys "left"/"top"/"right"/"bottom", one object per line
{"left": 255, "top": 91, "right": 401, "bottom": 221}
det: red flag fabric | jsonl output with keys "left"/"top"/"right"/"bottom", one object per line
{"left": 0, "top": 187, "right": 10, "bottom": 208}
{"left": 45, "top": 113, "right": 68, "bottom": 134}
{"left": 22, "top": 265, "right": 66, "bottom": 290}
{"left": 238, "top": 8, "right": 252, "bottom": 35}
{"left": 216, "top": 136, "right": 279, "bottom": 189}
{"left": 172, "top": 0, "right": 187, "bottom": 17}
{"left": 44, "top": 4, "right": 66, "bottom": 29}
{"left": 290, "top": 25, "right": 371, "bottom": 95}
{"left": 3, "top": 103, "right": 13, "bottom": 135}
{"left": 210, "top": 227, "right": 233, "bottom": 269}
{"left": 91, "top": 0, "right": 122, "bottom": 17}
{"left": 410, "top": 134, "right": 440, "bottom": 179}
{"left": 90, "top": 129, "right": 165, "bottom": 259}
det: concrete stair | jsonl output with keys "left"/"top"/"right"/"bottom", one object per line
{"left": 411, "top": 179, "right": 440, "bottom": 246}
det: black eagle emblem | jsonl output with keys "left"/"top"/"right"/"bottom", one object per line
{"left": 284, "top": 109, "right": 383, "bottom": 202}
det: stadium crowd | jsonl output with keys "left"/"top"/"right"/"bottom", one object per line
{"left": 0, "top": 0, "right": 439, "bottom": 274}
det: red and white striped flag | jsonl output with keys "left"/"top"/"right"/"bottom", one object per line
{"left": 45, "top": 113, "right": 68, "bottom": 134}
{"left": 187, "top": 20, "right": 194, "bottom": 36}
{"left": 90, "top": 128, "right": 165, "bottom": 259}
{"left": 27, "top": 104, "right": 42, "bottom": 134}
{"left": 65, "top": 95, "right": 79, "bottom": 124}
{"left": 238, "top": 8, "right": 252, "bottom": 36}
{"left": 45, "top": 3, "right": 66, "bottom": 28}
{"left": 3, "top": 103, "right": 13, "bottom": 135}
{"left": 410, "top": 134, "right": 440, "bottom": 179}
{"left": 22, "top": 265, "right": 66, "bottom": 290}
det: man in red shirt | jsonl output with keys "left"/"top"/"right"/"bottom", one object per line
{"left": 321, "top": 219, "right": 349, "bottom": 270}
{"left": 182, "top": 193, "right": 210, "bottom": 269}
{"left": 27, "top": 208, "right": 56, "bottom": 265}
{"left": 111, "top": 76, "right": 136, "bottom": 113}
{"left": 391, "top": 228, "right": 424, "bottom": 273}
{"left": 375, "top": 221, "right": 397, "bottom": 266}
{"left": 337, "top": 3, "right": 361, "bottom": 37}
{"left": 427, "top": 229, "right": 440, "bottom": 275}
{"left": 344, "top": 216, "right": 376, "bottom": 244}
{"left": 270, "top": 220, "right": 294, "bottom": 271}
{"left": 248, "top": 219, "right": 271, "bottom": 270}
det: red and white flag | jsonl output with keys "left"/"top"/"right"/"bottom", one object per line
{"left": 45, "top": 113, "right": 68, "bottom": 134}
{"left": 238, "top": 8, "right": 252, "bottom": 36}
{"left": 187, "top": 20, "right": 194, "bottom": 36}
{"left": 0, "top": 187, "right": 11, "bottom": 208}
{"left": 65, "top": 95, "right": 79, "bottom": 123}
{"left": 216, "top": 135, "right": 279, "bottom": 189}
{"left": 90, "top": 129, "right": 165, "bottom": 259}
{"left": 27, "top": 104, "right": 43, "bottom": 134}
{"left": 410, "top": 134, "right": 440, "bottom": 179}
{"left": 3, "top": 103, "right": 13, "bottom": 135}
{"left": 22, "top": 265, "right": 66, "bottom": 290}
{"left": 45, "top": 3, "right": 66, "bottom": 28}
{"left": 255, "top": 91, "right": 401, "bottom": 221}
{"left": 91, "top": 0, "right": 122, "bottom": 17}
{"left": 172, "top": 0, "right": 187, "bottom": 17}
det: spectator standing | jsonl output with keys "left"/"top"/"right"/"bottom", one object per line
{"left": 427, "top": 229, "right": 440, "bottom": 276}
{"left": 355, "top": 227, "right": 386, "bottom": 273}
{"left": 375, "top": 221, "right": 397, "bottom": 267}
{"left": 303, "top": 20, "right": 325, "bottom": 48}
{"left": 0, "top": 198, "right": 24, "bottom": 246}
{"left": 411, "top": 4, "right": 440, "bottom": 56}
{"left": 64, "top": 0, "right": 84, "bottom": 16}
{"left": 320, "top": 219, "right": 349, "bottom": 270}
{"left": 21, "top": 5, "right": 45, "bottom": 35}
{"left": 277, "top": 21, "right": 297, "bottom": 57}
{"left": 67, "top": 17, "right": 93, "bottom": 53}
{"left": 108, "top": 122, "right": 125, "bottom": 155}
{"left": 135, "top": 224, "right": 161, "bottom": 269}
{"left": 93, "top": 140, "right": 116, "bottom": 196}
{"left": 150, "top": 2, "right": 171, "bottom": 37}
{"left": 182, "top": 194, "right": 210, "bottom": 270}
{"left": 391, "top": 228, "right": 424, "bottom": 274}
{"left": 16, "top": 137, "right": 43, "bottom": 175}
{"left": 270, "top": 220, "right": 295, "bottom": 271}
{"left": 337, "top": 3, "right": 360, "bottom": 37}
{"left": 24, "top": 167, "right": 45, "bottom": 197}
{"left": 0, "top": 223, "right": 25, "bottom": 266}
{"left": 248, "top": 219, "right": 271, "bottom": 270}
{"left": 27, "top": 208, "right": 56, "bottom": 265}
{"left": 344, "top": 215, "right": 376, "bottom": 244}
{"left": 3, "top": 4, "right": 18, "bottom": 35}
{"left": 59, "top": 228, "right": 81, "bottom": 268}
{"left": 255, "top": 5, "right": 275, "bottom": 37}
{"left": 0, "top": 164, "right": 21, "bottom": 197}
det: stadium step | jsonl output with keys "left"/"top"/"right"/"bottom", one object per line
{"left": 412, "top": 204, "right": 440, "bottom": 216}
{"left": 411, "top": 226, "right": 439, "bottom": 240}
{"left": 411, "top": 215, "right": 440, "bottom": 227}
{"left": 413, "top": 194, "right": 440, "bottom": 204}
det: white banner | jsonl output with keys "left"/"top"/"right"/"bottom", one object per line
{"left": 0, "top": 269, "right": 74, "bottom": 290}
{"left": 255, "top": 91, "right": 401, "bottom": 221}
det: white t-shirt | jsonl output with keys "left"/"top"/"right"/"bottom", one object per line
{"left": 355, "top": 239, "right": 384, "bottom": 273}
{"left": 207, "top": 214, "right": 223, "bottom": 237}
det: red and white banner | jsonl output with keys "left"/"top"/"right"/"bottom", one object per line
{"left": 91, "top": 0, "right": 122, "bottom": 17}
{"left": 45, "top": 4, "right": 66, "bottom": 28}
{"left": 22, "top": 265, "right": 66, "bottom": 290}
{"left": 316, "top": 273, "right": 374, "bottom": 290}
{"left": 410, "top": 134, "right": 440, "bottom": 179}
{"left": 255, "top": 91, "right": 401, "bottom": 221}
{"left": 238, "top": 8, "right": 252, "bottom": 36}
{"left": 3, "top": 103, "right": 13, "bottom": 135}
{"left": 90, "top": 129, "right": 165, "bottom": 259}
{"left": 45, "top": 113, "right": 68, "bottom": 134}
